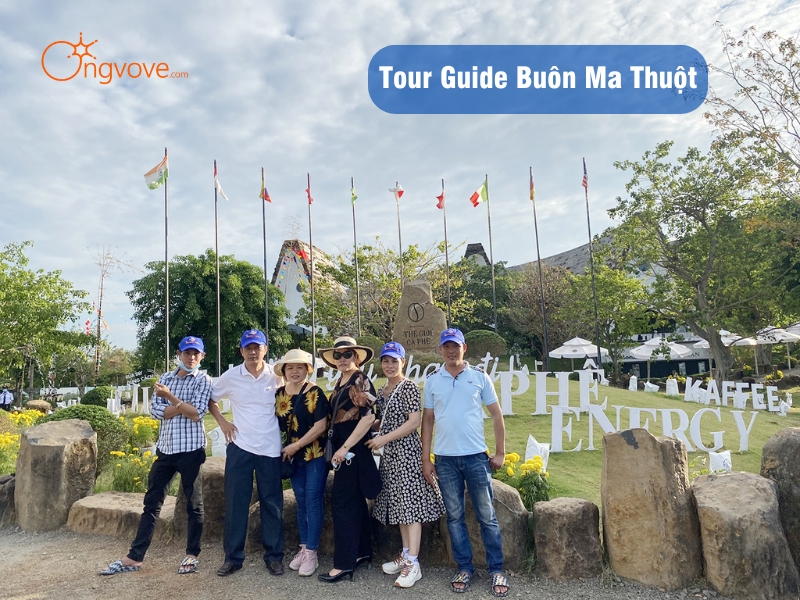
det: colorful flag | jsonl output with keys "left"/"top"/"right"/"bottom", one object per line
{"left": 144, "top": 156, "right": 168, "bottom": 190}
{"left": 351, "top": 186, "right": 357, "bottom": 204}
{"left": 389, "top": 183, "right": 404, "bottom": 202}
{"left": 260, "top": 180, "right": 271, "bottom": 203}
{"left": 582, "top": 158, "right": 588, "bottom": 190}
{"left": 214, "top": 164, "right": 229, "bottom": 201}
{"left": 530, "top": 172, "right": 535, "bottom": 201}
{"left": 436, "top": 181, "right": 445, "bottom": 210}
{"left": 305, "top": 187, "right": 313, "bottom": 205}
{"left": 469, "top": 179, "right": 488, "bottom": 207}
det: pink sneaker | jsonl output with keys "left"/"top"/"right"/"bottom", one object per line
{"left": 289, "top": 546, "right": 306, "bottom": 571}
{"left": 299, "top": 549, "right": 318, "bottom": 576}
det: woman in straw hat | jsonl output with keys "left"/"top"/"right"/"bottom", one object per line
{"left": 367, "top": 341, "right": 445, "bottom": 588}
{"left": 274, "top": 349, "right": 330, "bottom": 577}
{"left": 316, "top": 336, "right": 380, "bottom": 583}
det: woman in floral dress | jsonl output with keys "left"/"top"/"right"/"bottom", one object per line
{"left": 367, "top": 341, "right": 446, "bottom": 588}
{"left": 274, "top": 348, "right": 330, "bottom": 577}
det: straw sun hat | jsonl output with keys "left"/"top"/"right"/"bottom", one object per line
{"left": 273, "top": 348, "right": 314, "bottom": 379}
{"left": 317, "top": 336, "right": 374, "bottom": 369}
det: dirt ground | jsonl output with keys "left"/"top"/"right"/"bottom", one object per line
{"left": 1, "top": 526, "right": 727, "bottom": 600}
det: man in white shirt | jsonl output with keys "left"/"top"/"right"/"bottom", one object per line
{"left": 209, "top": 329, "right": 285, "bottom": 577}
{"left": 0, "top": 386, "right": 12, "bottom": 411}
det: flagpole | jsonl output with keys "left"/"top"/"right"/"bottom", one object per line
{"left": 351, "top": 177, "right": 362, "bottom": 337}
{"left": 268, "top": 167, "right": 269, "bottom": 336}
{"left": 308, "top": 173, "right": 316, "bottom": 359}
{"left": 163, "top": 147, "right": 170, "bottom": 371}
{"left": 583, "top": 157, "right": 603, "bottom": 370}
{"left": 485, "top": 174, "right": 498, "bottom": 333}
{"left": 442, "top": 178, "right": 452, "bottom": 326}
{"left": 395, "top": 181, "right": 404, "bottom": 288}
{"left": 214, "top": 160, "right": 222, "bottom": 376}
{"left": 531, "top": 167, "right": 550, "bottom": 371}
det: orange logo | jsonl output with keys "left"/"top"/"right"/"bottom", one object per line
{"left": 41, "top": 32, "right": 188, "bottom": 84}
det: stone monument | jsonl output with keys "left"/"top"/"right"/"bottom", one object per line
{"left": 394, "top": 279, "right": 447, "bottom": 353}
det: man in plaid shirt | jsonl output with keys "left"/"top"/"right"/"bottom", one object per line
{"left": 100, "top": 335, "right": 212, "bottom": 576}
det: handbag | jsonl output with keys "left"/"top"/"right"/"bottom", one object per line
{"left": 324, "top": 388, "right": 344, "bottom": 466}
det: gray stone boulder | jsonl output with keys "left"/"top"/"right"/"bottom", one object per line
{"left": 67, "top": 491, "right": 175, "bottom": 543}
{"left": 15, "top": 419, "right": 97, "bottom": 532}
{"left": 0, "top": 475, "right": 15, "bottom": 527}
{"left": 693, "top": 472, "right": 800, "bottom": 600}
{"left": 438, "top": 478, "right": 528, "bottom": 572}
{"left": 532, "top": 497, "right": 602, "bottom": 580}
{"left": 246, "top": 488, "right": 298, "bottom": 555}
{"left": 174, "top": 456, "right": 227, "bottom": 543}
{"left": 601, "top": 428, "right": 702, "bottom": 590}
{"left": 761, "top": 427, "right": 800, "bottom": 568}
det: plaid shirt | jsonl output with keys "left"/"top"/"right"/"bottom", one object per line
{"left": 149, "top": 368, "right": 212, "bottom": 454}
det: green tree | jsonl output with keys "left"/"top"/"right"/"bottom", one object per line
{"left": 53, "top": 340, "right": 95, "bottom": 398}
{"left": 97, "top": 346, "right": 137, "bottom": 386}
{"left": 609, "top": 141, "right": 798, "bottom": 383}
{"left": 0, "top": 242, "right": 88, "bottom": 403}
{"left": 127, "top": 249, "right": 291, "bottom": 375}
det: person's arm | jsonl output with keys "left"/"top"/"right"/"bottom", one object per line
{"left": 158, "top": 380, "right": 202, "bottom": 422}
{"left": 486, "top": 401, "right": 506, "bottom": 471}
{"left": 421, "top": 407, "right": 437, "bottom": 485}
{"left": 331, "top": 411, "right": 376, "bottom": 465}
{"left": 282, "top": 417, "right": 327, "bottom": 459}
{"left": 367, "top": 382, "right": 422, "bottom": 449}
{"left": 208, "top": 399, "right": 238, "bottom": 443}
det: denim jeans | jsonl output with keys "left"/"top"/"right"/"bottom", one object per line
{"left": 223, "top": 443, "right": 284, "bottom": 566}
{"left": 436, "top": 452, "right": 503, "bottom": 574}
{"left": 290, "top": 456, "right": 327, "bottom": 551}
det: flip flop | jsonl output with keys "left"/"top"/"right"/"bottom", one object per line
{"left": 100, "top": 559, "right": 141, "bottom": 576}
{"left": 178, "top": 556, "right": 199, "bottom": 574}
{"left": 450, "top": 570, "right": 471, "bottom": 593}
{"left": 490, "top": 572, "right": 510, "bottom": 597}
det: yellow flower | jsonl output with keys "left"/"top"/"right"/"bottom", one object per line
{"left": 304, "top": 389, "right": 318, "bottom": 413}
{"left": 304, "top": 440, "right": 324, "bottom": 461}
{"left": 545, "top": 472, "right": 550, "bottom": 478}
{"left": 116, "top": 463, "right": 122, "bottom": 468}
{"left": 507, "top": 467, "right": 515, "bottom": 476}
{"left": 275, "top": 392, "right": 292, "bottom": 418}
{"left": 291, "top": 415, "right": 299, "bottom": 432}
{"left": 132, "top": 447, "right": 139, "bottom": 452}
{"left": 143, "top": 451, "right": 152, "bottom": 458}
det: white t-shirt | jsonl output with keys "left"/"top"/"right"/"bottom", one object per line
{"left": 211, "top": 363, "right": 282, "bottom": 457}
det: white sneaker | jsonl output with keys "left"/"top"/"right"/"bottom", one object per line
{"left": 394, "top": 562, "right": 422, "bottom": 588}
{"left": 382, "top": 553, "right": 406, "bottom": 575}
{"left": 289, "top": 547, "right": 306, "bottom": 571}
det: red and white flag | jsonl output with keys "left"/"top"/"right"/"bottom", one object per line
{"left": 436, "top": 181, "right": 445, "bottom": 209}
{"left": 214, "top": 163, "right": 230, "bottom": 201}
{"left": 389, "top": 183, "right": 404, "bottom": 202}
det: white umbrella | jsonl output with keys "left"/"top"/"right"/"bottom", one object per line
{"left": 630, "top": 337, "right": 692, "bottom": 380}
{"left": 549, "top": 336, "right": 609, "bottom": 371}
{"left": 757, "top": 326, "right": 800, "bottom": 370}
{"left": 693, "top": 329, "right": 741, "bottom": 349}
{"left": 731, "top": 336, "right": 763, "bottom": 376}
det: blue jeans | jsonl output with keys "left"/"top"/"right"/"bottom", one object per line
{"left": 223, "top": 443, "right": 284, "bottom": 566}
{"left": 290, "top": 456, "right": 327, "bottom": 551}
{"left": 436, "top": 452, "right": 503, "bottom": 575}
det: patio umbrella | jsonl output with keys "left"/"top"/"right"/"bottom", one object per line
{"left": 693, "top": 329, "right": 741, "bottom": 349}
{"left": 630, "top": 337, "right": 692, "bottom": 381}
{"left": 549, "top": 336, "right": 609, "bottom": 371}
{"left": 731, "top": 336, "right": 762, "bottom": 376}
{"left": 756, "top": 326, "right": 800, "bottom": 370}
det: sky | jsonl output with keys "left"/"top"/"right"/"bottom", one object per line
{"left": 1, "top": 0, "right": 798, "bottom": 351}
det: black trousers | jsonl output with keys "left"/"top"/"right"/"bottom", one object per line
{"left": 128, "top": 447, "right": 205, "bottom": 562}
{"left": 330, "top": 456, "right": 372, "bottom": 570}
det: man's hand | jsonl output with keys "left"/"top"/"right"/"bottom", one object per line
{"left": 488, "top": 453, "right": 505, "bottom": 471}
{"left": 422, "top": 459, "right": 438, "bottom": 486}
{"left": 219, "top": 419, "right": 238, "bottom": 443}
{"left": 154, "top": 382, "right": 173, "bottom": 401}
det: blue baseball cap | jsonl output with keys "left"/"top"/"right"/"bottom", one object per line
{"left": 179, "top": 336, "right": 205, "bottom": 352}
{"left": 380, "top": 341, "right": 406, "bottom": 360}
{"left": 240, "top": 329, "right": 268, "bottom": 347}
{"left": 440, "top": 328, "right": 466, "bottom": 346}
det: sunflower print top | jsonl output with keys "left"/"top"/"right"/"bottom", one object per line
{"left": 275, "top": 383, "right": 331, "bottom": 462}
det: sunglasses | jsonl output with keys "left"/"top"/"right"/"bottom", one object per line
{"left": 333, "top": 350, "right": 355, "bottom": 360}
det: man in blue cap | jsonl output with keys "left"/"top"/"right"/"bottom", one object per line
{"left": 421, "top": 328, "right": 509, "bottom": 597}
{"left": 101, "top": 335, "right": 212, "bottom": 576}
{"left": 209, "top": 329, "right": 285, "bottom": 577}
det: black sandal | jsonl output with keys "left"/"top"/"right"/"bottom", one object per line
{"left": 451, "top": 570, "right": 471, "bottom": 593}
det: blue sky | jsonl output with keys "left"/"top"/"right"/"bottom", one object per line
{"left": 1, "top": 0, "right": 797, "bottom": 350}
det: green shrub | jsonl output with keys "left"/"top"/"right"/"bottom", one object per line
{"left": 464, "top": 330, "right": 508, "bottom": 359}
{"left": 110, "top": 446, "right": 155, "bottom": 492}
{"left": 356, "top": 335, "right": 385, "bottom": 355}
{"left": 41, "top": 405, "right": 127, "bottom": 477}
{"left": 81, "top": 385, "right": 114, "bottom": 407}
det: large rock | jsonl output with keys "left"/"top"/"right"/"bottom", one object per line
{"left": 532, "top": 497, "right": 602, "bottom": 580}
{"left": 174, "top": 456, "right": 227, "bottom": 543}
{"left": 246, "top": 488, "right": 298, "bottom": 555}
{"left": 693, "top": 473, "right": 800, "bottom": 600}
{"left": 394, "top": 279, "right": 448, "bottom": 353}
{"left": 439, "top": 478, "right": 528, "bottom": 572}
{"left": 761, "top": 428, "right": 800, "bottom": 567}
{"left": 15, "top": 419, "right": 97, "bottom": 532}
{"left": 67, "top": 491, "right": 175, "bottom": 543}
{"left": 601, "top": 428, "right": 701, "bottom": 590}
{"left": 0, "top": 475, "right": 15, "bottom": 527}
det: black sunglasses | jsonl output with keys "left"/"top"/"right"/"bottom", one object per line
{"left": 332, "top": 350, "right": 355, "bottom": 360}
